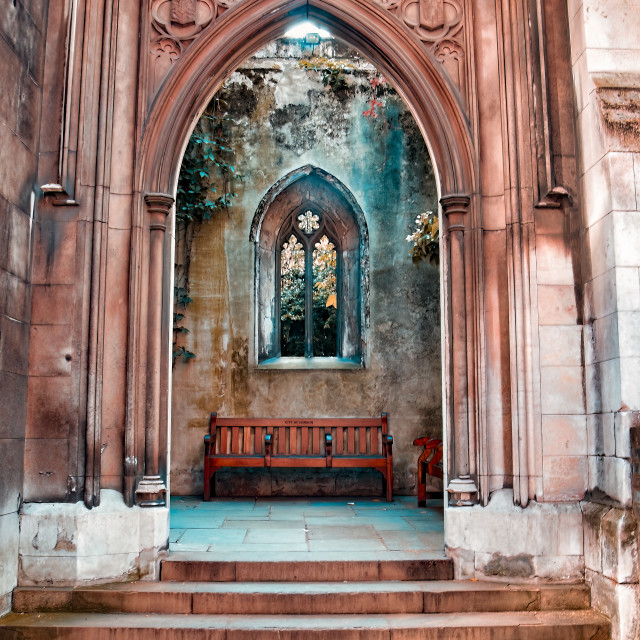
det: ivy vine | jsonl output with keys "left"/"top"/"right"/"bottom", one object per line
{"left": 173, "top": 96, "right": 239, "bottom": 364}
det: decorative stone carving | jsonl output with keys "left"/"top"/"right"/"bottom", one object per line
{"left": 151, "top": 0, "right": 215, "bottom": 56}
{"left": 171, "top": 0, "right": 197, "bottom": 24}
{"left": 371, "top": 0, "right": 466, "bottom": 96}
{"left": 434, "top": 39, "right": 463, "bottom": 92}
{"left": 149, "top": 0, "right": 243, "bottom": 95}
{"left": 419, "top": 0, "right": 444, "bottom": 30}
{"left": 372, "top": 0, "right": 463, "bottom": 44}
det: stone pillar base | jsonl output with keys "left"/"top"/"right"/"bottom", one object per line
{"left": 19, "top": 490, "right": 169, "bottom": 586}
{"left": 135, "top": 476, "right": 167, "bottom": 507}
{"left": 448, "top": 475, "right": 478, "bottom": 506}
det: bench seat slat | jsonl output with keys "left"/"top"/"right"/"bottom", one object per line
{"left": 332, "top": 457, "right": 388, "bottom": 468}
{"left": 270, "top": 457, "right": 327, "bottom": 468}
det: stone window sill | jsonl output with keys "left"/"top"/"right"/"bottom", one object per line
{"left": 257, "top": 356, "right": 362, "bottom": 370}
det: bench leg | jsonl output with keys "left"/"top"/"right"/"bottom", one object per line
{"left": 204, "top": 465, "right": 218, "bottom": 501}
{"left": 204, "top": 458, "right": 210, "bottom": 501}
{"left": 204, "top": 475, "right": 211, "bottom": 502}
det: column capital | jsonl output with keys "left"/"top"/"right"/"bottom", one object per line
{"left": 144, "top": 192, "right": 174, "bottom": 214}
{"left": 144, "top": 192, "right": 173, "bottom": 230}
{"left": 440, "top": 194, "right": 470, "bottom": 231}
{"left": 440, "top": 194, "right": 470, "bottom": 215}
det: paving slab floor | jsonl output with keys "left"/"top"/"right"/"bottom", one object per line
{"left": 169, "top": 496, "right": 445, "bottom": 560}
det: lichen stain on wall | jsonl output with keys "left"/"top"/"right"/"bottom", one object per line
{"left": 171, "top": 39, "right": 442, "bottom": 496}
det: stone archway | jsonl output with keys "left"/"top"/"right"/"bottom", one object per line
{"left": 128, "top": 0, "right": 480, "bottom": 508}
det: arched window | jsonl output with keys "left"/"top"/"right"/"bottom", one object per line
{"left": 251, "top": 166, "right": 367, "bottom": 366}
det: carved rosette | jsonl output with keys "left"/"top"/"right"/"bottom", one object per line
{"left": 371, "top": 0, "right": 467, "bottom": 98}
{"left": 149, "top": 0, "right": 244, "bottom": 95}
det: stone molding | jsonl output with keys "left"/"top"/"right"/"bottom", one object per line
{"left": 597, "top": 87, "right": 640, "bottom": 148}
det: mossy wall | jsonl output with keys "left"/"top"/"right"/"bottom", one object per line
{"left": 171, "top": 39, "right": 441, "bottom": 496}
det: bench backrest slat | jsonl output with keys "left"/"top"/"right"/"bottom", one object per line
{"left": 210, "top": 414, "right": 387, "bottom": 457}
{"left": 347, "top": 428, "right": 355, "bottom": 455}
{"left": 214, "top": 417, "right": 386, "bottom": 428}
{"left": 256, "top": 426, "right": 262, "bottom": 454}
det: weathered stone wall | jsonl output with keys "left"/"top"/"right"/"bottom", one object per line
{"left": 0, "top": 0, "right": 47, "bottom": 615}
{"left": 171, "top": 40, "right": 440, "bottom": 497}
{"left": 568, "top": 1, "right": 640, "bottom": 637}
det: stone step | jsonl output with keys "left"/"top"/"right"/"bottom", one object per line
{"left": 12, "top": 581, "right": 591, "bottom": 616}
{"left": 160, "top": 556, "right": 454, "bottom": 582}
{"left": 0, "top": 610, "right": 610, "bottom": 639}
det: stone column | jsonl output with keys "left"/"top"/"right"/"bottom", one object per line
{"left": 135, "top": 193, "right": 172, "bottom": 506}
{"left": 441, "top": 194, "right": 478, "bottom": 506}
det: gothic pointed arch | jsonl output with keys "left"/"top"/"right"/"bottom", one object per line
{"left": 137, "top": 0, "right": 476, "bottom": 199}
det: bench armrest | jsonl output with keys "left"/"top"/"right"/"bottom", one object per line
{"left": 204, "top": 433, "right": 215, "bottom": 456}
{"left": 384, "top": 434, "right": 393, "bottom": 455}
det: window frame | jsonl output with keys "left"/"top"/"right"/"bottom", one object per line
{"left": 251, "top": 166, "right": 368, "bottom": 368}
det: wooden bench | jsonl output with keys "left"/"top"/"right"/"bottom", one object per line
{"left": 413, "top": 437, "right": 443, "bottom": 506}
{"left": 204, "top": 413, "right": 393, "bottom": 501}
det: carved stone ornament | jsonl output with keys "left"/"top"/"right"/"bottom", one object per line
{"left": 149, "top": 0, "right": 244, "bottom": 97}
{"left": 150, "top": 0, "right": 243, "bottom": 58}
{"left": 371, "top": 0, "right": 466, "bottom": 97}
{"left": 372, "top": 0, "right": 463, "bottom": 44}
